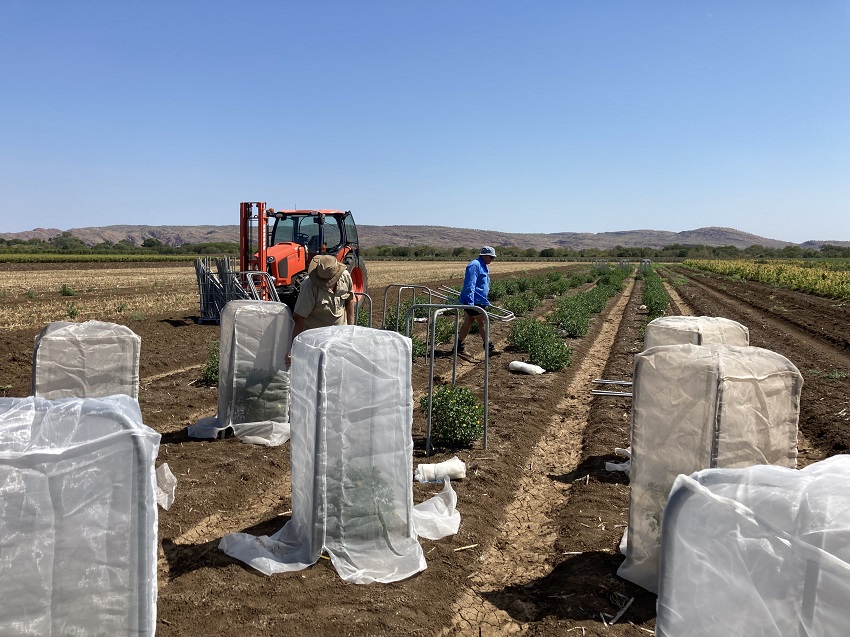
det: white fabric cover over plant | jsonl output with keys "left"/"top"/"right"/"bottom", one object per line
{"left": 657, "top": 456, "right": 850, "bottom": 637}
{"left": 189, "top": 300, "right": 292, "bottom": 446}
{"left": 221, "top": 326, "right": 457, "bottom": 584}
{"left": 0, "top": 395, "right": 160, "bottom": 636}
{"left": 643, "top": 315, "right": 749, "bottom": 351}
{"left": 618, "top": 343, "right": 801, "bottom": 592}
{"left": 32, "top": 320, "right": 141, "bottom": 399}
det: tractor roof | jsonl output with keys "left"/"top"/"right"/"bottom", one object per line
{"left": 269, "top": 209, "right": 346, "bottom": 216}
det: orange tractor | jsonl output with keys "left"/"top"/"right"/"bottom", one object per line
{"left": 194, "top": 202, "right": 368, "bottom": 323}
{"left": 239, "top": 202, "right": 368, "bottom": 306}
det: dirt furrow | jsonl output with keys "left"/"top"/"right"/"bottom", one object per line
{"left": 442, "top": 279, "right": 636, "bottom": 636}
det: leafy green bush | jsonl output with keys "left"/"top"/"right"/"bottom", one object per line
{"left": 59, "top": 284, "right": 76, "bottom": 296}
{"left": 384, "top": 295, "right": 430, "bottom": 332}
{"left": 421, "top": 384, "right": 484, "bottom": 448}
{"left": 642, "top": 268, "right": 670, "bottom": 320}
{"left": 433, "top": 317, "right": 458, "bottom": 344}
{"left": 411, "top": 334, "right": 427, "bottom": 358}
{"left": 202, "top": 340, "right": 220, "bottom": 384}
{"left": 507, "top": 318, "right": 572, "bottom": 371}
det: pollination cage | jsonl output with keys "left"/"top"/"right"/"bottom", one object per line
{"left": 0, "top": 395, "right": 160, "bottom": 636}
{"left": 32, "top": 320, "right": 141, "bottom": 399}
{"left": 189, "top": 300, "right": 292, "bottom": 446}
{"left": 643, "top": 315, "right": 749, "bottom": 351}
{"left": 657, "top": 456, "right": 850, "bottom": 637}
{"left": 221, "top": 326, "right": 427, "bottom": 583}
{"left": 618, "top": 343, "right": 802, "bottom": 592}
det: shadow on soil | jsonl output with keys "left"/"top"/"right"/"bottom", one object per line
{"left": 162, "top": 515, "right": 291, "bottom": 581}
{"left": 481, "top": 551, "right": 656, "bottom": 625}
{"left": 551, "top": 454, "right": 630, "bottom": 486}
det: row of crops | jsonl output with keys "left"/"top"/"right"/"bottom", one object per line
{"left": 684, "top": 259, "right": 850, "bottom": 300}
{"left": 507, "top": 265, "right": 632, "bottom": 372}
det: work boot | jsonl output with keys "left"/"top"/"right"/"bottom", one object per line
{"left": 456, "top": 340, "right": 466, "bottom": 354}
{"left": 488, "top": 341, "right": 496, "bottom": 355}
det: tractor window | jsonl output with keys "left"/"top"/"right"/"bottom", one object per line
{"left": 271, "top": 217, "right": 296, "bottom": 244}
{"left": 344, "top": 213, "right": 359, "bottom": 244}
{"left": 323, "top": 218, "right": 342, "bottom": 250}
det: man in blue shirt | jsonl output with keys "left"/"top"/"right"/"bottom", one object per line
{"left": 457, "top": 246, "right": 496, "bottom": 354}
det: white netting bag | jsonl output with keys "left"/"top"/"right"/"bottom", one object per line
{"left": 643, "top": 315, "right": 749, "bottom": 351}
{"left": 189, "top": 300, "right": 292, "bottom": 446}
{"left": 32, "top": 320, "right": 141, "bottom": 399}
{"left": 0, "top": 395, "right": 160, "bottom": 636}
{"left": 657, "top": 457, "right": 850, "bottom": 637}
{"left": 618, "top": 343, "right": 801, "bottom": 592}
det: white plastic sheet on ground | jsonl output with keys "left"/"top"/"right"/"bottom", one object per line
{"left": 657, "top": 456, "right": 850, "bottom": 637}
{"left": 415, "top": 456, "right": 467, "bottom": 483}
{"left": 188, "top": 300, "right": 292, "bottom": 446}
{"left": 643, "top": 315, "right": 749, "bottom": 351}
{"left": 0, "top": 395, "right": 160, "bottom": 636}
{"left": 32, "top": 320, "right": 141, "bottom": 399}
{"left": 221, "top": 326, "right": 458, "bottom": 584}
{"left": 618, "top": 343, "right": 801, "bottom": 592}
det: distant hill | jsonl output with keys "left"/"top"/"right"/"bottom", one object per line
{"left": 2, "top": 224, "right": 849, "bottom": 251}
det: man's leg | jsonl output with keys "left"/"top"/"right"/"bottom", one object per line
{"left": 457, "top": 312, "right": 475, "bottom": 352}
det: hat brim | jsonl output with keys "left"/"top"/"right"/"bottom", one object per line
{"left": 308, "top": 261, "right": 347, "bottom": 288}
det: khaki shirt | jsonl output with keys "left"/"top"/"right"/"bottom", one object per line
{"left": 293, "top": 270, "right": 354, "bottom": 330}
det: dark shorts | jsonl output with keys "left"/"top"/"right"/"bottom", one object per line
{"left": 464, "top": 305, "right": 487, "bottom": 317}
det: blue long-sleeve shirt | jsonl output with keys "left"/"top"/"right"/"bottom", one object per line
{"left": 459, "top": 257, "right": 490, "bottom": 307}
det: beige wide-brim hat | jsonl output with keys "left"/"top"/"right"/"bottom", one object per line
{"left": 308, "top": 254, "right": 346, "bottom": 288}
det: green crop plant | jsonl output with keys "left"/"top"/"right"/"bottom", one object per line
{"left": 59, "top": 284, "right": 76, "bottom": 296}
{"left": 421, "top": 384, "right": 484, "bottom": 448}
{"left": 65, "top": 302, "right": 79, "bottom": 319}
{"left": 410, "top": 334, "right": 427, "bottom": 358}
{"left": 201, "top": 340, "right": 220, "bottom": 384}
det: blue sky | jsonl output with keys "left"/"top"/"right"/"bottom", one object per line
{"left": 1, "top": 1, "right": 849, "bottom": 243}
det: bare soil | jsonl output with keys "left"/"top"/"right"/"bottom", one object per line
{"left": 1, "top": 262, "right": 849, "bottom": 636}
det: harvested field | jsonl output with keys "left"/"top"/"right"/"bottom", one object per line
{"left": 1, "top": 260, "right": 849, "bottom": 635}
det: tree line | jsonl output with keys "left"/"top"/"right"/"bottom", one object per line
{"left": 2, "top": 232, "right": 850, "bottom": 260}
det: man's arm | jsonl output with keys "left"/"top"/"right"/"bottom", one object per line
{"left": 459, "top": 261, "right": 479, "bottom": 305}
{"left": 286, "top": 313, "right": 308, "bottom": 365}
{"left": 345, "top": 297, "right": 355, "bottom": 325}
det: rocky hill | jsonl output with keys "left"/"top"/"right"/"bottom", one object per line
{"left": 2, "top": 224, "right": 849, "bottom": 251}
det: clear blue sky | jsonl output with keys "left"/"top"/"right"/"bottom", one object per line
{"left": 1, "top": 1, "right": 849, "bottom": 243}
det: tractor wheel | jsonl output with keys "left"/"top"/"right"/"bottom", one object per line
{"left": 344, "top": 254, "right": 368, "bottom": 294}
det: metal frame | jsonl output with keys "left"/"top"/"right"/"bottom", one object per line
{"left": 353, "top": 292, "right": 373, "bottom": 327}
{"left": 406, "top": 303, "right": 490, "bottom": 455}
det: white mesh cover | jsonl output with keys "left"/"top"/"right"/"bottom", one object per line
{"left": 618, "top": 344, "right": 801, "bottom": 592}
{"left": 0, "top": 395, "right": 160, "bottom": 636}
{"left": 32, "top": 320, "right": 141, "bottom": 399}
{"left": 657, "top": 457, "right": 850, "bottom": 637}
{"left": 189, "top": 300, "right": 292, "bottom": 446}
{"left": 643, "top": 315, "right": 749, "bottom": 351}
{"left": 220, "top": 326, "right": 430, "bottom": 584}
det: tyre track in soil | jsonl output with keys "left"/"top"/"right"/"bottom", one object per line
{"left": 661, "top": 268, "right": 850, "bottom": 464}
{"left": 666, "top": 269, "right": 850, "bottom": 372}
{"left": 441, "top": 278, "right": 636, "bottom": 636}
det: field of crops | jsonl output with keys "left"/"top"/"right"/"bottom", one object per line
{"left": 684, "top": 259, "right": 850, "bottom": 300}
{"left": 1, "top": 258, "right": 850, "bottom": 635}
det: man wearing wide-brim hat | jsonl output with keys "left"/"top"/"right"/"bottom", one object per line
{"left": 291, "top": 254, "right": 355, "bottom": 344}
